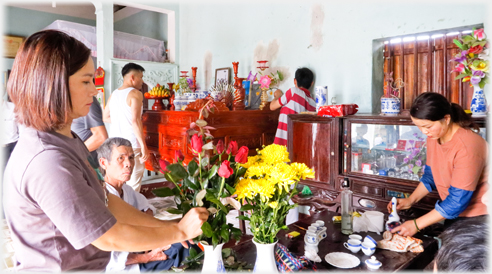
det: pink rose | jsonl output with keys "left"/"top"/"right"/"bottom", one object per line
{"left": 190, "top": 134, "right": 203, "bottom": 155}
{"left": 451, "top": 63, "right": 465, "bottom": 74}
{"left": 174, "top": 149, "right": 185, "bottom": 162}
{"left": 226, "top": 141, "right": 238, "bottom": 156}
{"left": 218, "top": 160, "right": 233, "bottom": 178}
{"left": 474, "top": 29, "right": 486, "bottom": 41}
{"left": 235, "top": 146, "right": 249, "bottom": 164}
{"left": 159, "top": 159, "right": 170, "bottom": 172}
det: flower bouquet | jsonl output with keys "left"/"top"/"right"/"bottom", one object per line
{"left": 451, "top": 28, "right": 489, "bottom": 89}
{"left": 152, "top": 101, "right": 247, "bottom": 248}
{"left": 234, "top": 144, "right": 315, "bottom": 244}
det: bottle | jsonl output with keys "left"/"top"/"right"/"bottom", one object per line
{"left": 164, "top": 49, "right": 170, "bottom": 63}
{"left": 385, "top": 197, "right": 401, "bottom": 230}
{"left": 341, "top": 178, "right": 353, "bottom": 235}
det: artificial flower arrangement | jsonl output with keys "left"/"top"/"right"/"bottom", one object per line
{"left": 451, "top": 28, "right": 489, "bottom": 89}
{"left": 247, "top": 70, "right": 284, "bottom": 91}
{"left": 234, "top": 144, "right": 315, "bottom": 244}
{"left": 398, "top": 134, "right": 427, "bottom": 177}
{"left": 152, "top": 100, "right": 247, "bottom": 248}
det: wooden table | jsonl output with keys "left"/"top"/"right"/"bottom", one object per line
{"left": 231, "top": 210, "right": 438, "bottom": 271}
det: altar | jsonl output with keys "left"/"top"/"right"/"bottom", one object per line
{"left": 142, "top": 109, "right": 280, "bottom": 169}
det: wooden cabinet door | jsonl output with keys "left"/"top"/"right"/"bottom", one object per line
{"left": 287, "top": 115, "right": 340, "bottom": 190}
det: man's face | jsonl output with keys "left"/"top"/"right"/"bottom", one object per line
{"left": 104, "top": 145, "right": 135, "bottom": 183}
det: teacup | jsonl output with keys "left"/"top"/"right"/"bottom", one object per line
{"left": 317, "top": 227, "right": 327, "bottom": 240}
{"left": 316, "top": 220, "right": 325, "bottom": 227}
{"left": 307, "top": 226, "right": 317, "bottom": 234}
{"left": 364, "top": 235, "right": 377, "bottom": 246}
{"left": 361, "top": 241, "right": 376, "bottom": 256}
{"left": 344, "top": 239, "right": 361, "bottom": 253}
{"left": 349, "top": 234, "right": 363, "bottom": 241}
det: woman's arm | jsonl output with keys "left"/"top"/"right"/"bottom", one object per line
{"left": 391, "top": 209, "right": 445, "bottom": 236}
{"left": 92, "top": 193, "right": 208, "bottom": 252}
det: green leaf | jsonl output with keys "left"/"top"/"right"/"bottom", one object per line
{"left": 479, "top": 81, "right": 485, "bottom": 89}
{"left": 164, "top": 208, "right": 183, "bottom": 214}
{"left": 206, "top": 193, "right": 229, "bottom": 214}
{"left": 201, "top": 156, "right": 210, "bottom": 167}
{"left": 221, "top": 224, "right": 230, "bottom": 242}
{"left": 240, "top": 204, "right": 254, "bottom": 211}
{"left": 184, "top": 177, "right": 200, "bottom": 190}
{"left": 202, "top": 177, "right": 209, "bottom": 189}
{"left": 237, "top": 215, "right": 250, "bottom": 221}
{"left": 188, "top": 160, "right": 199, "bottom": 176}
{"left": 172, "top": 187, "right": 182, "bottom": 196}
{"left": 212, "top": 234, "right": 219, "bottom": 248}
{"left": 208, "top": 165, "right": 218, "bottom": 179}
{"left": 222, "top": 247, "right": 232, "bottom": 258}
{"left": 189, "top": 246, "right": 197, "bottom": 258}
{"left": 152, "top": 187, "right": 174, "bottom": 197}
{"left": 455, "top": 73, "right": 469, "bottom": 80}
{"left": 225, "top": 184, "right": 236, "bottom": 196}
{"left": 167, "top": 163, "right": 188, "bottom": 180}
{"left": 201, "top": 222, "right": 214, "bottom": 238}
{"left": 453, "top": 39, "right": 463, "bottom": 49}
{"left": 210, "top": 154, "right": 220, "bottom": 165}
{"left": 277, "top": 70, "right": 284, "bottom": 81}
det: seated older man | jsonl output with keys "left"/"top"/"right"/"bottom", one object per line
{"left": 97, "top": 137, "right": 189, "bottom": 272}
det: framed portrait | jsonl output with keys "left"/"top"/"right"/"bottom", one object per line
{"left": 4, "top": 35, "right": 25, "bottom": 58}
{"left": 215, "top": 67, "right": 231, "bottom": 86}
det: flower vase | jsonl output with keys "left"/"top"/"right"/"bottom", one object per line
{"left": 253, "top": 238, "right": 278, "bottom": 273}
{"left": 381, "top": 96, "right": 401, "bottom": 115}
{"left": 201, "top": 242, "right": 226, "bottom": 273}
{"left": 470, "top": 85, "right": 487, "bottom": 117}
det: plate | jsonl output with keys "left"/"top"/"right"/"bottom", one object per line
{"left": 325, "top": 252, "right": 360, "bottom": 269}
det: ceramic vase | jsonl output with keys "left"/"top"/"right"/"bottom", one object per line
{"left": 201, "top": 242, "right": 226, "bottom": 273}
{"left": 253, "top": 238, "right": 278, "bottom": 273}
{"left": 381, "top": 97, "right": 401, "bottom": 115}
{"left": 471, "top": 85, "right": 487, "bottom": 117}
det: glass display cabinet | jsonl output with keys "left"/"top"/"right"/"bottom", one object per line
{"left": 288, "top": 113, "right": 487, "bottom": 221}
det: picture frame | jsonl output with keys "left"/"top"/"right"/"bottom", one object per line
{"left": 215, "top": 67, "right": 231, "bottom": 86}
{"left": 3, "top": 35, "right": 25, "bottom": 58}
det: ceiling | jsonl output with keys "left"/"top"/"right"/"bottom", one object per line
{"left": 6, "top": 3, "right": 134, "bottom": 21}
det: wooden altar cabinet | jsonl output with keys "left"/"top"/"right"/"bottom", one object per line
{"left": 142, "top": 109, "right": 280, "bottom": 169}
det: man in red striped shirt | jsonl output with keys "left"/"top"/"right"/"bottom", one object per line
{"left": 270, "top": 68, "right": 316, "bottom": 146}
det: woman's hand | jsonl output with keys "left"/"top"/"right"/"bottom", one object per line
{"left": 387, "top": 197, "right": 414, "bottom": 213}
{"left": 390, "top": 220, "right": 418, "bottom": 237}
{"left": 178, "top": 207, "right": 209, "bottom": 240}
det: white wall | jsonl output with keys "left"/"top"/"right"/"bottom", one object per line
{"left": 177, "top": 0, "right": 489, "bottom": 113}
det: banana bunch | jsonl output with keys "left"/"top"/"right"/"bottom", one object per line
{"left": 149, "top": 84, "right": 171, "bottom": 97}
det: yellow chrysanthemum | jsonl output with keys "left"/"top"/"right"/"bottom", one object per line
{"left": 268, "top": 201, "right": 278, "bottom": 209}
{"left": 241, "top": 155, "right": 262, "bottom": 169}
{"left": 258, "top": 144, "right": 290, "bottom": 165}
{"left": 291, "top": 162, "right": 315, "bottom": 180}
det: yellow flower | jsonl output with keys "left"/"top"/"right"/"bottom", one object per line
{"left": 259, "top": 144, "right": 290, "bottom": 165}
{"left": 241, "top": 155, "right": 261, "bottom": 169}
{"left": 268, "top": 201, "right": 278, "bottom": 208}
{"left": 470, "top": 60, "right": 489, "bottom": 72}
{"left": 291, "top": 162, "right": 316, "bottom": 180}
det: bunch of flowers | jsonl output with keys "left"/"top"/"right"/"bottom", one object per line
{"left": 398, "top": 134, "right": 427, "bottom": 176}
{"left": 234, "top": 144, "right": 315, "bottom": 244}
{"left": 247, "top": 70, "right": 284, "bottom": 90}
{"left": 451, "top": 28, "right": 489, "bottom": 89}
{"left": 153, "top": 101, "right": 247, "bottom": 248}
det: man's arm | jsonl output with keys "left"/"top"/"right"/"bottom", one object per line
{"left": 85, "top": 125, "right": 108, "bottom": 152}
{"left": 128, "top": 89, "right": 149, "bottom": 162}
{"left": 91, "top": 193, "right": 208, "bottom": 252}
{"left": 270, "top": 89, "right": 283, "bottom": 110}
{"left": 103, "top": 95, "right": 112, "bottom": 123}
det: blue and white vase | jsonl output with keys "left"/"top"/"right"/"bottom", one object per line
{"left": 381, "top": 97, "right": 401, "bottom": 115}
{"left": 470, "top": 85, "right": 487, "bottom": 117}
{"left": 201, "top": 242, "right": 226, "bottom": 273}
{"left": 315, "top": 86, "right": 328, "bottom": 111}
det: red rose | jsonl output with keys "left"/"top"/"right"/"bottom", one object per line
{"left": 174, "top": 149, "right": 185, "bottom": 162}
{"left": 218, "top": 160, "right": 233, "bottom": 178}
{"left": 159, "top": 159, "right": 170, "bottom": 172}
{"left": 235, "top": 146, "right": 249, "bottom": 164}
{"left": 191, "top": 134, "right": 203, "bottom": 155}
{"left": 216, "top": 139, "right": 225, "bottom": 154}
{"left": 226, "top": 141, "right": 238, "bottom": 155}
{"left": 468, "top": 45, "right": 483, "bottom": 55}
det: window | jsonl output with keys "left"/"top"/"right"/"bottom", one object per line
{"left": 373, "top": 24, "right": 484, "bottom": 112}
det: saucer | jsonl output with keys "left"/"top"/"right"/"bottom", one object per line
{"left": 325, "top": 252, "right": 360, "bottom": 269}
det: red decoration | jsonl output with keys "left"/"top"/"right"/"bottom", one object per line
{"left": 95, "top": 66, "right": 105, "bottom": 86}
{"left": 191, "top": 67, "right": 197, "bottom": 92}
{"left": 231, "top": 62, "right": 245, "bottom": 110}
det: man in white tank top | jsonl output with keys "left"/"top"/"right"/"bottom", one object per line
{"left": 103, "top": 63, "right": 148, "bottom": 192}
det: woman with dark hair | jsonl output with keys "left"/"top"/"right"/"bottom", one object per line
{"left": 387, "top": 92, "right": 488, "bottom": 237}
{"left": 3, "top": 30, "right": 208, "bottom": 271}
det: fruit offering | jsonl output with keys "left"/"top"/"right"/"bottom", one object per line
{"left": 145, "top": 83, "right": 171, "bottom": 98}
